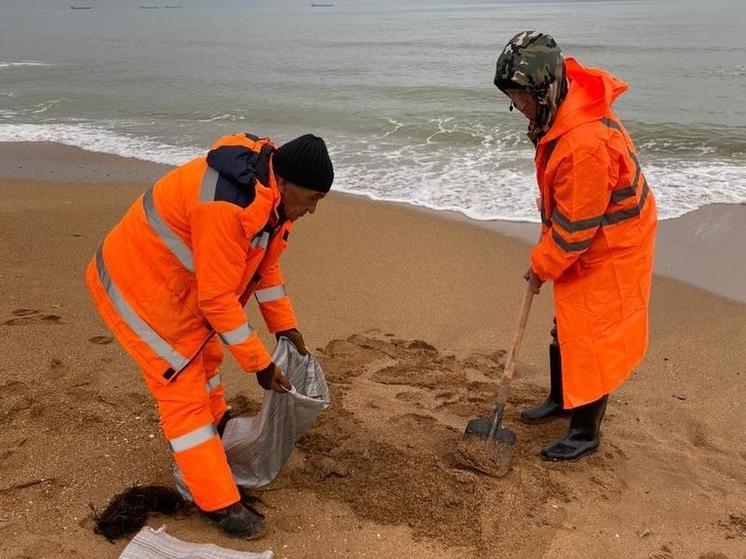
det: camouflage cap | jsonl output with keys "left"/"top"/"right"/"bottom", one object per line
{"left": 494, "top": 31, "right": 567, "bottom": 145}
{"left": 494, "top": 31, "right": 564, "bottom": 95}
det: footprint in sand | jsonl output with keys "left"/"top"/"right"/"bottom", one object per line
{"left": 395, "top": 391, "right": 422, "bottom": 403}
{"left": 11, "top": 309, "right": 38, "bottom": 317}
{"left": 50, "top": 358, "right": 67, "bottom": 371}
{"left": 649, "top": 544, "right": 675, "bottom": 559}
{"left": 4, "top": 309, "right": 64, "bottom": 326}
{"left": 88, "top": 335, "right": 113, "bottom": 345}
{"left": 717, "top": 512, "right": 746, "bottom": 540}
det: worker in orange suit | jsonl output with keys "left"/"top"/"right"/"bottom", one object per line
{"left": 493, "top": 32, "right": 657, "bottom": 461}
{"left": 86, "top": 132, "right": 333, "bottom": 538}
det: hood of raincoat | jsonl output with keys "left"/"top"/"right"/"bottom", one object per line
{"left": 539, "top": 57, "right": 629, "bottom": 145}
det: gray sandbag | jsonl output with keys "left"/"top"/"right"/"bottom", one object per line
{"left": 175, "top": 338, "right": 330, "bottom": 497}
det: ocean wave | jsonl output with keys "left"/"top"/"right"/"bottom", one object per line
{"left": 0, "top": 122, "right": 200, "bottom": 165}
{"left": 331, "top": 117, "right": 746, "bottom": 222}
{"left": 0, "top": 61, "right": 51, "bottom": 68}
{"left": 0, "top": 120, "right": 743, "bottom": 222}
{"left": 334, "top": 158, "right": 746, "bottom": 222}
{"left": 630, "top": 121, "right": 746, "bottom": 158}
{"left": 17, "top": 99, "right": 67, "bottom": 115}
{"left": 196, "top": 113, "right": 240, "bottom": 123}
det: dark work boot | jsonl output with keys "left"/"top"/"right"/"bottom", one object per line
{"left": 520, "top": 332, "right": 570, "bottom": 423}
{"left": 200, "top": 501, "right": 267, "bottom": 540}
{"left": 540, "top": 395, "right": 608, "bottom": 461}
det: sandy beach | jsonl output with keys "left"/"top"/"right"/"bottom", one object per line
{"left": 0, "top": 143, "right": 744, "bottom": 559}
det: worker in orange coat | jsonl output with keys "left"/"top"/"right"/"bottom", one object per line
{"left": 494, "top": 32, "right": 657, "bottom": 461}
{"left": 86, "top": 132, "right": 333, "bottom": 538}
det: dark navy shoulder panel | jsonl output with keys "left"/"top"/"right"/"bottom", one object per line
{"left": 214, "top": 174, "right": 255, "bottom": 207}
{"left": 206, "top": 145, "right": 259, "bottom": 187}
{"left": 255, "top": 144, "right": 274, "bottom": 188}
{"left": 205, "top": 145, "right": 260, "bottom": 208}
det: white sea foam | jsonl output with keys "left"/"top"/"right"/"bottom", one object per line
{"left": 0, "top": 61, "right": 51, "bottom": 68}
{"left": 335, "top": 156, "right": 746, "bottom": 222}
{"left": 0, "top": 121, "right": 744, "bottom": 222}
{"left": 0, "top": 122, "right": 201, "bottom": 166}
{"left": 332, "top": 130, "right": 746, "bottom": 222}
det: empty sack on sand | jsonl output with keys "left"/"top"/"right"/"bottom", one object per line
{"left": 119, "top": 526, "right": 274, "bottom": 558}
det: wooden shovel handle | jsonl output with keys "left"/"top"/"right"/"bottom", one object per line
{"left": 502, "top": 284, "right": 535, "bottom": 382}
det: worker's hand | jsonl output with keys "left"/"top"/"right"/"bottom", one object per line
{"left": 276, "top": 328, "right": 308, "bottom": 355}
{"left": 523, "top": 267, "right": 544, "bottom": 295}
{"left": 255, "top": 362, "right": 292, "bottom": 393}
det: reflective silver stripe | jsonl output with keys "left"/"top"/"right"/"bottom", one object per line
{"left": 553, "top": 159, "right": 647, "bottom": 232}
{"left": 200, "top": 167, "right": 219, "bottom": 203}
{"left": 250, "top": 231, "right": 269, "bottom": 250}
{"left": 610, "top": 186, "right": 636, "bottom": 203}
{"left": 552, "top": 208, "right": 602, "bottom": 233}
{"left": 255, "top": 284, "right": 287, "bottom": 303}
{"left": 551, "top": 181, "right": 651, "bottom": 253}
{"left": 142, "top": 189, "right": 194, "bottom": 272}
{"left": 599, "top": 117, "right": 623, "bottom": 132}
{"left": 206, "top": 373, "right": 222, "bottom": 393}
{"left": 628, "top": 152, "right": 641, "bottom": 199}
{"left": 602, "top": 181, "right": 650, "bottom": 226}
{"left": 169, "top": 423, "right": 217, "bottom": 453}
{"left": 218, "top": 322, "right": 253, "bottom": 345}
{"left": 95, "top": 248, "right": 189, "bottom": 370}
{"left": 546, "top": 117, "right": 652, "bottom": 252}
{"left": 551, "top": 229, "right": 593, "bottom": 252}
{"left": 640, "top": 179, "right": 650, "bottom": 205}
{"left": 598, "top": 117, "right": 642, "bottom": 203}
{"left": 602, "top": 205, "right": 641, "bottom": 225}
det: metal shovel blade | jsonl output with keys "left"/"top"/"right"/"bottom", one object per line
{"left": 465, "top": 400, "right": 517, "bottom": 445}
{"left": 456, "top": 405, "right": 516, "bottom": 478}
{"left": 464, "top": 417, "right": 517, "bottom": 446}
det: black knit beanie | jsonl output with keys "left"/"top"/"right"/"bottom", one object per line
{"left": 273, "top": 134, "right": 334, "bottom": 193}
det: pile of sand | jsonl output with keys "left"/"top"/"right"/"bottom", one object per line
{"left": 279, "top": 332, "right": 620, "bottom": 555}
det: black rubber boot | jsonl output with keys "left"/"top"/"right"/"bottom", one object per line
{"left": 201, "top": 501, "right": 267, "bottom": 540}
{"left": 540, "top": 395, "right": 608, "bottom": 461}
{"left": 520, "top": 326, "right": 570, "bottom": 423}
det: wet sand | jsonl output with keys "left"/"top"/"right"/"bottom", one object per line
{"left": 0, "top": 143, "right": 744, "bottom": 558}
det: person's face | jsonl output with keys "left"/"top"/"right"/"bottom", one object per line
{"left": 505, "top": 89, "right": 538, "bottom": 121}
{"left": 278, "top": 179, "right": 326, "bottom": 221}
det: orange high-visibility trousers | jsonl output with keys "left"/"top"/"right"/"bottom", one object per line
{"left": 139, "top": 338, "right": 238, "bottom": 512}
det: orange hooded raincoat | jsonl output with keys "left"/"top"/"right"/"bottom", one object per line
{"left": 531, "top": 58, "right": 657, "bottom": 408}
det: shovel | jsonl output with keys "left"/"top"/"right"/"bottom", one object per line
{"left": 456, "top": 283, "right": 535, "bottom": 477}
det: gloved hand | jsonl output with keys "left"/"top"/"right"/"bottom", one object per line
{"left": 275, "top": 328, "right": 308, "bottom": 355}
{"left": 255, "top": 362, "right": 292, "bottom": 393}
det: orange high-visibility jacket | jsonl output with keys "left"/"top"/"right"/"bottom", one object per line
{"left": 86, "top": 133, "right": 297, "bottom": 380}
{"left": 531, "top": 58, "right": 658, "bottom": 408}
